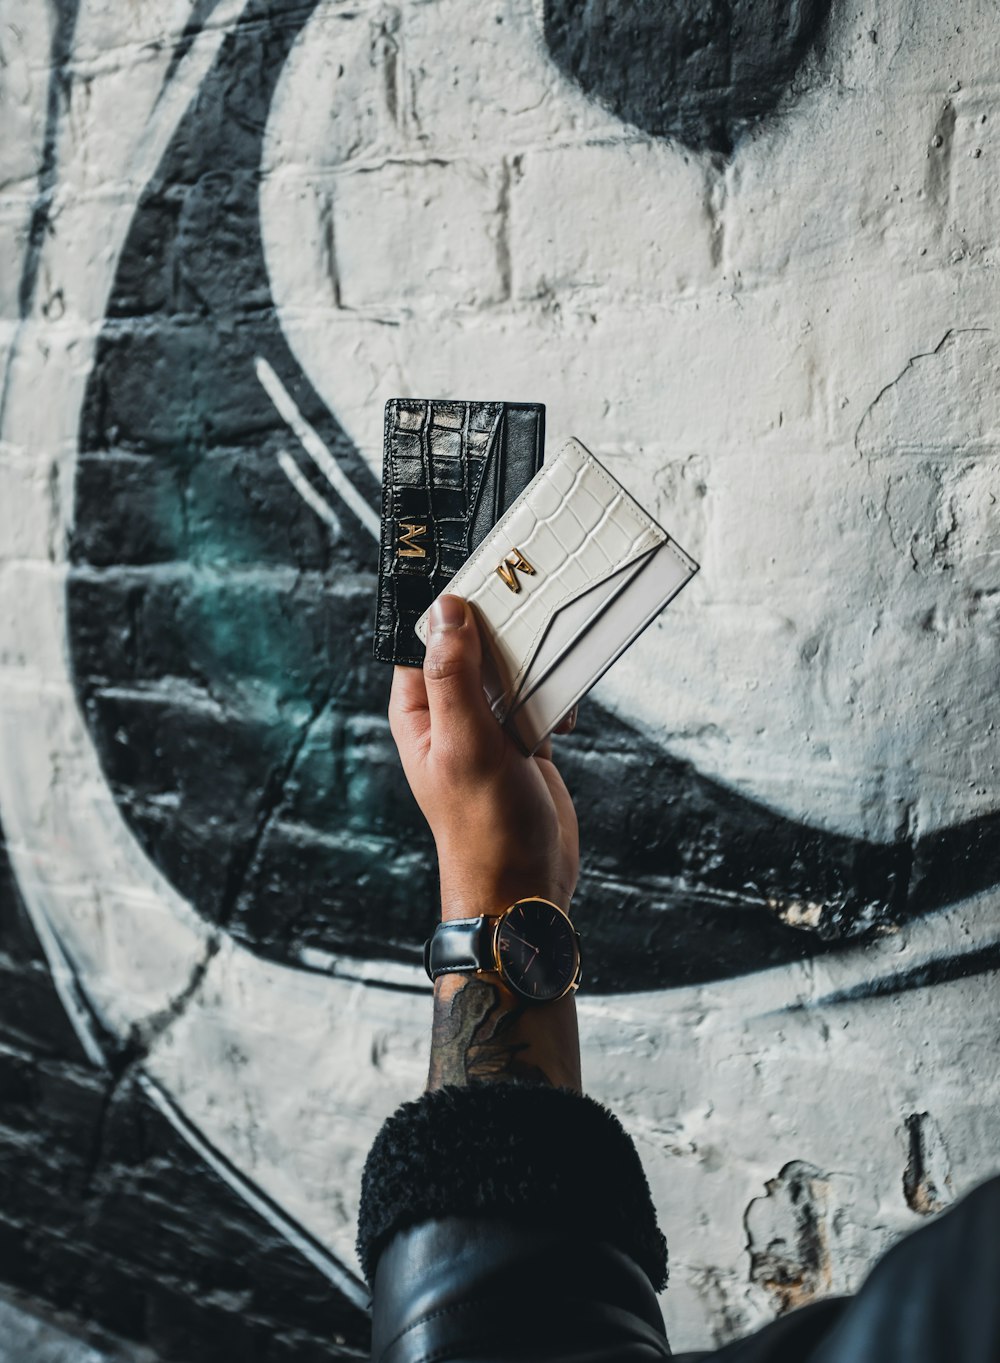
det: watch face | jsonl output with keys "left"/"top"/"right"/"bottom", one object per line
{"left": 494, "top": 900, "right": 580, "bottom": 1002}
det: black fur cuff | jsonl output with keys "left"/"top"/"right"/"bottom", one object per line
{"left": 356, "top": 1084, "right": 668, "bottom": 1290}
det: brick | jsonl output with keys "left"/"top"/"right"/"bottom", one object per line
{"left": 70, "top": 453, "right": 186, "bottom": 568}
{"left": 950, "top": 96, "right": 1000, "bottom": 256}
{"left": 512, "top": 142, "right": 715, "bottom": 300}
{"left": 81, "top": 319, "right": 278, "bottom": 455}
{"left": 331, "top": 159, "right": 508, "bottom": 309}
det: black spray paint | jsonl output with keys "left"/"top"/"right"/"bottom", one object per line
{"left": 543, "top": 0, "right": 836, "bottom": 154}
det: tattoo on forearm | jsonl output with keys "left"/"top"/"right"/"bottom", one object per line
{"left": 428, "top": 978, "right": 552, "bottom": 1089}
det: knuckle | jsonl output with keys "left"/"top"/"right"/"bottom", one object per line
{"left": 423, "top": 653, "right": 466, "bottom": 682}
{"left": 423, "top": 633, "right": 472, "bottom": 682}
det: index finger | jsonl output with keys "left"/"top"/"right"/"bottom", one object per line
{"left": 388, "top": 661, "right": 429, "bottom": 728}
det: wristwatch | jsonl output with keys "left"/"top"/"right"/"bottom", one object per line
{"left": 423, "top": 897, "right": 582, "bottom": 1003}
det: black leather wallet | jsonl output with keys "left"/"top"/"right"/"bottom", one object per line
{"left": 373, "top": 399, "right": 545, "bottom": 665}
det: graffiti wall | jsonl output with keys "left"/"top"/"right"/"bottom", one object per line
{"left": 2, "top": 0, "right": 999, "bottom": 1355}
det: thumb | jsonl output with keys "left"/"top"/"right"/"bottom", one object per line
{"left": 423, "top": 594, "right": 500, "bottom": 763}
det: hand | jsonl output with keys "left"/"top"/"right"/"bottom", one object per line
{"left": 388, "top": 594, "right": 579, "bottom": 920}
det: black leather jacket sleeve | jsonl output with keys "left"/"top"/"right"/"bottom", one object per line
{"left": 370, "top": 1218, "right": 672, "bottom": 1363}
{"left": 357, "top": 1084, "right": 672, "bottom": 1363}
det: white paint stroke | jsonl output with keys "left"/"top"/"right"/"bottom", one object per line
{"left": 0, "top": 0, "right": 253, "bottom": 1037}
{"left": 297, "top": 944, "right": 429, "bottom": 991}
{"left": 256, "top": 357, "right": 379, "bottom": 541}
{"left": 9, "top": 876, "right": 108, "bottom": 1069}
{"left": 138, "top": 1073, "right": 371, "bottom": 1311}
{"left": 276, "top": 448, "right": 343, "bottom": 536}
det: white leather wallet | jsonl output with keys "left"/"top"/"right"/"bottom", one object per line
{"left": 414, "top": 437, "right": 699, "bottom": 754}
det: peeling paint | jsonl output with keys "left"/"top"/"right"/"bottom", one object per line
{"left": 745, "top": 1162, "right": 833, "bottom": 1315}
{"left": 903, "top": 1112, "right": 955, "bottom": 1216}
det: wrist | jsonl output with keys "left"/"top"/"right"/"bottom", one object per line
{"left": 425, "top": 894, "right": 583, "bottom": 1055}
{"left": 437, "top": 874, "right": 572, "bottom": 923}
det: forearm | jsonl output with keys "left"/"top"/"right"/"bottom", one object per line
{"left": 427, "top": 972, "right": 581, "bottom": 1090}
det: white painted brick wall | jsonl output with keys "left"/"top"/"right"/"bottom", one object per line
{"left": 2, "top": 0, "right": 1000, "bottom": 1355}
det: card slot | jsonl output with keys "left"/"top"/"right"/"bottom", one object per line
{"left": 504, "top": 538, "right": 699, "bottom": 754}
{"left": 487, "top": 547, "right": 653, "bottom": 718}
{"left": 467, "top": 405, "right": 505, "bottom": 548}
{"left": 472, "top": 486, "right": 663, "bottom": 704}
{"left": 508, "top": 549, "right": 655, "bottom": 714}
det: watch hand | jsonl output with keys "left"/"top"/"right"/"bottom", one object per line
{"left": 504, "top": 929, "right": 538, "bottom": 952}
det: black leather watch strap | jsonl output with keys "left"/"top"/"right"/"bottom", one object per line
{"left": 423, "top": 917, "right": 495, "bottom": 982}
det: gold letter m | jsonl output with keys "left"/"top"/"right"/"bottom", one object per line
{"left": 397, "top": 521, "right": 427, "bottom": 558}
{"left": 495, "top": 547, "right": 536, "bottom": 593}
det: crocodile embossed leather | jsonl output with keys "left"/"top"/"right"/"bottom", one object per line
{"left": 373, "top": 400, "right": 545, "bottom": 666}
{"left": 415, "top": 438, "right": 699, "bottom": 753}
